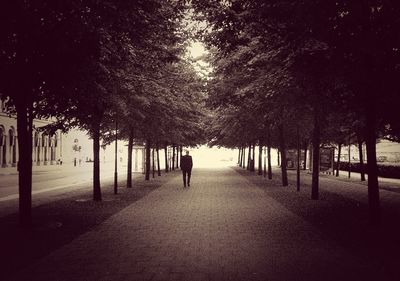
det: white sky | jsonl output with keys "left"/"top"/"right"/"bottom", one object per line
{"left": 188, "top": 145, "right": 237, "bottom": 168}
{"left": 187, "top": 41, "right": 212, "bottom": 78}
{"left": 188, "top": 41, "right": 206, "bottom": 59}
{"left": 187, "top": 145, "right": 280, "bottom": 169}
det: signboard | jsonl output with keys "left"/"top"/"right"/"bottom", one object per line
{"left": 309, "top": 147, "right": 334, "bottom": 173}
{"left": 285, "top": 149, "right": 307, "bottom": 170}
{"left": 319, "top": 147, "right": 334, "bottom": 172}
{"left": 286, "top": 149, "right": 298, "bottom": 170}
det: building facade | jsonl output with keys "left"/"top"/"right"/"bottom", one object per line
{"left": 0, "top": 100, "right": 62, "bottom": 168}
{"left": 0, "top": 101, "right": 145, "bottom": 172}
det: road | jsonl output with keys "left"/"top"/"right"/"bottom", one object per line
{"left": 0, "top": 161, "right": 129, "bottom": 217}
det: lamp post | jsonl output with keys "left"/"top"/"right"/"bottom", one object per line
{"left": 114, "top": 117, "right": 118, "bottom": 194}
{"left": 73, "top": 138, "right": 79, "bottom": 167}
{"left": 78, "top": 146, "right": 81, "bottom": 166}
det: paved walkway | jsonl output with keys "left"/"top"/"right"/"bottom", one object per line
{"left": 12, "top": 168, "right": 380, "bottom": 281}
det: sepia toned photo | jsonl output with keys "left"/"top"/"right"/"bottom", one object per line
{"left": 1, "top": 1, "right": 400, "bottom": 280}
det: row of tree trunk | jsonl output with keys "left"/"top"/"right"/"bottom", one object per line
{"left": 239, "top": 137, "right": 368, "bottom": 189}
{"left": 238, "top": 140, "right": 272, "bottom": 180}
{"left": 15, "top": 103, "right": 380, "bottom": 228}
{"left": 145, "top": 142, "right": 181, "bottom": 180}
{"left": 237, "top": 108, "right": 380, "bottom": 225}
{"left": 16, "top": 103, "right": 184, "bottom": 228}
{"left": 334, "top": 137, "right": 366, "bottom": 182}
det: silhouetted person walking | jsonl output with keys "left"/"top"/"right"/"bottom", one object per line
{"left": 180, "top": 150, "right": 193, "bottom": 187}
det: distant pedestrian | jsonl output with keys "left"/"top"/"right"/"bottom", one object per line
{"left": 180, "top": 150, "right": 193, "bottom": 187}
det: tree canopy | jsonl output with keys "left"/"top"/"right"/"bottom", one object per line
{"left": 192, "top": 0, "right": 400, "bottom": 224}
{"left": 0, "top": 0, "right": 208, "bottom": 226}
{"left": 1, "top": 0, "right": 399, "bottom": 227}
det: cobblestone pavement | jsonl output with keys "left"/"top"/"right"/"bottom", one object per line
{"left": 11, "top": 167, "right": 380, "bottom": 281}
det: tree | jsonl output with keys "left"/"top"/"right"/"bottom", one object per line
{"left": 0, "top": 0, "right": 191, "bottom": 225}
{"left": 193, "top": 0, "right": 400, "bottom": 224}
{"left": 324, "top": 1, "right": 400, "bottom": 224}
{"left": 0, "top": 1, "right": 98, "bottom": 226}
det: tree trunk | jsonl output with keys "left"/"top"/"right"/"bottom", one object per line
{"left": 365, "top": 102, "right": 380, "bottom": 225}
{"left": 336, "top": 143, "right": 342, "bottom": 177}
{"left": 172, "top": 145, "right": 175, "bottom": 171}
{"left": 348, "top": 135, "right": 351, "bottom": 178}
{"left": 303, "top": 142, "right": 308, "bottom": 170}
{"left": 175, "top": 146, "right": 177, "bottom": 169}
{"left": 247, "top": 145, "right": 251, "bottom": 170}
{"left": 240, "top": 146, "right": 246, "bottom": 168}
{"left": 168, "top": 146, "right": 174, "bottom": 168}
{"left": 358, "top": 137, "right": 366, "bottom": 181}
{"left": 178, "top": 146, "right": 181, "bottom": 169}
{"left": 114, "top": 119, "right": 118, "bottom": 195}
{"left": 171, "top": 147, "right": 173, "bottom": 169}
{"left": 145, "top": 139, "right": 151, "bottom": 180}
{"left": 263, "top": 146, "right": 267, "bottom": 177}
{"left": 127, "top": 128, "right": 134, "bottom": 188}
{"left": 267, "top": 146, "right": 272, "bottom": 179}
{"left": 258, "top": 142, "right": 262, "bottom": 175}
{"left": 279, "top": 125, "right": 288, "bottom": 186}
{"left": 242, "top": 146, "right": 246, "bottom": 169}
{"left": 251, "top": 143, "right": 255, "bottom": 172}
{"left": 297, "top": 126, "right": 301, "bottom": 191}
{"left": 277, "top": 148, "right": 280, "bottom": 166}
{"left": 238, "top": 147, "right": 241, "bottom": 167}
{"left": 17, "top": 102, "right": 33, "bottom": 227}
{"left": 175, "top": 145, "right": 180, "bottom": 169}
{"left": 239, "top": 147, "right": 242, "bottom": 168}
{"left": 267, "top": 130, "right": 272, "bottom": 179}
{"left": 93, "top": 119, "right": 102, "bottom": 201}
{"left": 238, "top": 147, "right": 242, "bottom": 167}
{"left": 311, "top": 107, "right": 320, "bottom": 200}
{"left": 152, "top": 148, "right": 155, "bottom": 178}
{"left": 157, "top": 143, "right": 161, "bottom": 176}
{"left": 176, "top": 145, "right": 180, "bottom": 168}
{"left": 164, "top": 143, "right": 169, "bottom": 172}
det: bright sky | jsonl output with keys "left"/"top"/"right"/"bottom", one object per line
{"left": 188, "top": 145, "right": 237, "bottom": 168}
{"left": 189, "top": 41, "right": 206, "bottom": 59}
{"left": 187, "top": 41, "right": 212, "bottom": 78}
{"left": 187, "top": 145, "right": 279, "bottom": 169}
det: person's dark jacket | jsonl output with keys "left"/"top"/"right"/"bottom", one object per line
{"left": 181, "top": 155, "right": 193, "bottom": 171}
